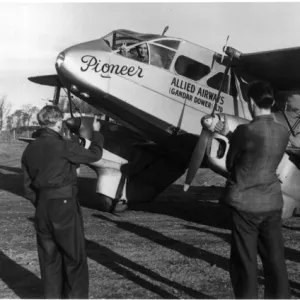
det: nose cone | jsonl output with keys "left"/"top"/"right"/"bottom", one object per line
{"left": 65, "top": 117, "right": 81, "bottom": 133}
{"left": 55, "top": 39, "right": 112, "bottom": 73}
{"left": 201, "top": 115, "right": 213, "bottom": 129}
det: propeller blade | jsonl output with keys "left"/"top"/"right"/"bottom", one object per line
{"left": 78, "top": 117, "right": 94, "bottom": 140}
{"left": 184, "top": 129, "right": 211, "bottom": 192}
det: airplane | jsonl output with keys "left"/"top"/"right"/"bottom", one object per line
{"left": 26, "top": 28, "right": 300, "bottom": 218}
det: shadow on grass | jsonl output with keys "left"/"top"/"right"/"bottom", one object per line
{"left": 0, "top": 165, "right": 23, "bottom": 174}
{"left": 27, "top": 216, "right": 213, "bottom": 298}
{"left": 0, "top": 168, "right": 24, "bottom": 197}
{"left": 184, "top": 225, "right": 231, "bottom": 243}
{"left": 184, "top": 224, "right": 300, "bottom": 298}
{"left": 283, "top": 224, "right": 300, "bottom": 231}
{"left": 130, "top": 185, "right": 231, "bottom": 229}
{"left": 93, "top": 213, "right": 229, "bottom": 272}
{"left": 0, "top": 250, "right": 43, "bottom": 299}
{"left": 86, "top": 239, "right": 214, "bottom": 299}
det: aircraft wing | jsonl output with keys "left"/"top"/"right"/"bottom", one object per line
{"left": 28, "top": 75, "right": 63, "bottom": 87}
{"left": 236, "top": 46, "right": 300, "bottom": 91}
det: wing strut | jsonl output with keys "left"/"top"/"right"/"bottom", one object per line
{"left": 53, "top": 86, "right": 61, "bottom": 105}
{"left": 276, "top": 105, "right": 296, "bottom": 137}
{"left": 67, "top": 89, "right": 74, "bottom": 118}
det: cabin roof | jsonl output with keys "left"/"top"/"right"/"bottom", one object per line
{"left": 115, "top": 29, "right": 167, "bottom": 41}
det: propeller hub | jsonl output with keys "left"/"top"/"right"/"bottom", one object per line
{"left": 225, "top": 46, "right": 242, "bottom": 59}
{"left": 65, "top": 117, "right": 81, "bottom": 133}
{"left": 201, "top": 115, "right": 213, "bottom": 129}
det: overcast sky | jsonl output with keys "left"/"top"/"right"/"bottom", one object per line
{"left": 1, "top": 2, "right": 300, "bottom": 111}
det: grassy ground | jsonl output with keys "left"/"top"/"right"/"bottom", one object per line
{"left": 0, "top": 142, "right": 300, "bottom": 299}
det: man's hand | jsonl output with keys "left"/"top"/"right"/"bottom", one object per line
{"left": 215, "top": 120, "right": 225, "bottom": 133}
{"left": 92, "top": 115, "right": 101, "bottom": 131}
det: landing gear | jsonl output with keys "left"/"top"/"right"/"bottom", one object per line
{"left": 96, "top": 193, "right": 128, "bottom": 213}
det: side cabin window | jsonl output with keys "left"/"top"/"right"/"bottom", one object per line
{"left": 174, "top": 56, "right": 210, "bottom": 81}
{"left": 148, "top": 44, "right": 176, "bottom": 70}
{"left": 206, "top": 72, "right": 232, "bottom": 95}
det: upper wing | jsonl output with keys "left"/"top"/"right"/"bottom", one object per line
{"left": 235, "top": 46, "right": 300, "bottom": 91}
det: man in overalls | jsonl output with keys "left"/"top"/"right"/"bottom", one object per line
{"left": 21, "top": 105, "right": 104, "bottom": 298}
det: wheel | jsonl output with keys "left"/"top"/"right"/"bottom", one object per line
{"left": 96, "top": 193, "right": 128, "bottom": 213}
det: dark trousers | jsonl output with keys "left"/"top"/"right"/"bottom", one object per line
{"left": 230, "top": 208, "right": 290, "bottom": 299}
{"left": 35, "top": 196, "right": 88, "bottom": 299}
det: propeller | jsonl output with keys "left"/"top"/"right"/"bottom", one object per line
{"left": 183, "top": 127, "right": 211, "bottom": 192}
{"left": 162, "top": 26, "right": 169, "bottom": 36}
{"left": 183, "top": 37, "right": 236, "bottom": 192}
{"left": 221, "top": 35, "right": 230, "bottom": 63}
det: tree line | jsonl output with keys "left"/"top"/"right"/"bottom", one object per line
{"left": 0, "top": 94, "right": 101, "bottom": 132}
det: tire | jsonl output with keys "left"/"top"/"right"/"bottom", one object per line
{"left": 96, "top": 193, "right": 128, "bottom": 213}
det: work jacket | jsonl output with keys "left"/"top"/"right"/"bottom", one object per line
{"left": 223, "top": 114, "right": 289, "bottom": 213}
{"left": 21, "top": 127, "right": 104, "bottom": 206}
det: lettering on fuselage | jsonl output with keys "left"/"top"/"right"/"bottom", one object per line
{"left": 169, "top": 77, "right": 224, "bottom": 112}
{"left": 81, "top": 55, "right": 144, "bottom": 78}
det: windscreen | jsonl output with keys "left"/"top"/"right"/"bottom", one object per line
{"left": 103, "top": 32, "right": 141, "bottom": 51}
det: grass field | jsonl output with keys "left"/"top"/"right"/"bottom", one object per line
{"left": 0, "top": 142, "right": 300, "bottom": 298}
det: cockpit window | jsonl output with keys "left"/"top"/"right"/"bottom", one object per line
{"left": 103, "top": 32, "right": 141, "bottom": 51}
{"left": 148, "top": 44, "right": 176, "bottom": 70}
{"left": 175, "top": 56, "right": 210, "bottom": 81}
{"left": 118, "top": 43, "right": 150, "bottom": 64}
{"left": 154, "top": 39, "right": 181, "bottom": 50}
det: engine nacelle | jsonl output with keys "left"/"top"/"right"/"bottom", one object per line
{"left": 83, "top": 138, "right": 128, "bottom": 211}
{"left": 205, "top": 113, "right": 300, "bottom": 219}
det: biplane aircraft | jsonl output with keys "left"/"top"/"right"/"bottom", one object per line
{"left": 27, "top": 28, "right": 300, "bottom": 218}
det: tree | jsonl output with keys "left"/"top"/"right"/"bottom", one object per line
{"left": 0, "top": 95, "right": 11, "bottom": 131}
{"left": 7, "top": 105, "right": 39, "bottom": 133}
{"left": 21, "top": 104, "right": 39, "bottom": 127}
{"left": 6, "top": 115, "right": 13, "bottom": 130}
{"left": 12, "top": 109, "right": 24, "bottom": 128}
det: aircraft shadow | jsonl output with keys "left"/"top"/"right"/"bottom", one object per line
{"left": 130, "top": 185, "right": 231, "bottom": 230}
{"left": 86, "top": 238, "right": 214, "bottom": 299}
{"left": 0, "top": 250, "right": 43, "bottom": 299}
{"left": 0, "top": 166, "right": 24, "bottom": 198}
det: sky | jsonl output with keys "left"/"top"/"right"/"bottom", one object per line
{"left": 1, "top": 2, "right": 300, "bottom": 112}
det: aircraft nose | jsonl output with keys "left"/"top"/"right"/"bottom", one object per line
{"left": 56, "top": 52, "right": 65, "bottom": 69}
{"left": 55, "top": 38, "right": 112, "bottom": 97}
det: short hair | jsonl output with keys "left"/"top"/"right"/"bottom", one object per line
{"left": 247, "top": 81, "right": 274, "bottom": 109}
{"left": 37, "top": 105, "right": 63, "bottom": 126}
